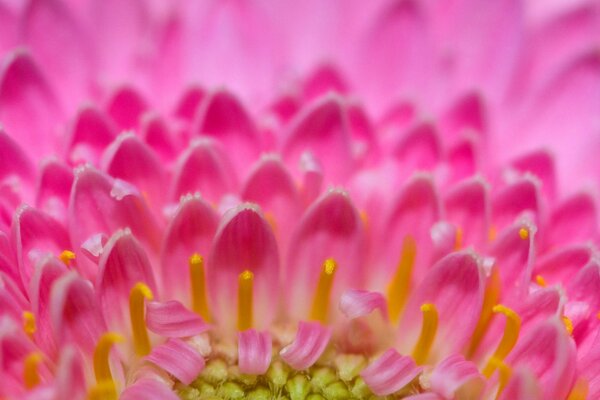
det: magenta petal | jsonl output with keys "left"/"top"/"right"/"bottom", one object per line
{"left": 146, "top": 300, "right": 209, "bottom": 337}
{"left": 339, "top": 289, "right": 388, "bottom": 320}
{"left": 97, "top": 230, "right": 157, "bottom": 329}
{"left": 146, "top": 338, "right": 205, "bottom": 385}
{"left": 302, "top": 64, "right": 348, "bottom": 102}
{"left": 492, "top": 177, "right": 541, "bottom": 231}
{"left": 439, "top": 93, "right": 487, "bottom": 144}
{"left": 429, "top": 354, "right": 484, "bottom": 399}
{"left": 120, "top": 378, "right": 179, "bottom": 400}
{"left": 0, "top": 128, "right": 34, "bottom": 188}
{"left": 360, "top": 349, "right": 422, "bottom": 396}
{"left": 444, "top": 177, "right": 490, "bottom": 248}
{"left": 106, "top": 86, "right": 148, "bottom": 130}
{"left": 35, "top": 160, "right": 73, "bottom": 221}
{"left": 67, "top": 106, "right": 117, "bottom": 165}
{"left": 283, "top": 96, "right": 354, "bottom": 184}
{"left": 393, "top": 122, "right": 441, "bottom": 171}
{"left": 141, "top": 114, "right": 178, "bottom": 161}
{"left": 544, "top": 192, "right": 597, "bottom": 250}
{"left": 208, "top": 204, "right": 279, "bottom": 329}
{"left": 54, "top": 345, "right": 86, "bottom": 400}
{"left": 508, "top": 150, "right": 556, "bottom": 201}
{"left": 280, "top": 321, "right": 332, "bottom": 370}
{"left": 174, "top": 86, "right": 205, "bottom": 121}
{"left": 238, "top": 329, "right": 272, "bottom": 375}
{"left": 534, "top": 244, "right": 592, "bottom": 287}
{"left": 498, "top": 367, "right": 542, "bottom": 400}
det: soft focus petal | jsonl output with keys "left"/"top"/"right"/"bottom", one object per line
{"left": 360, "top": 348, "right": 422, "bottom": 396}
{"left": 146, "top": 338, "right": 205, "bottom": 385}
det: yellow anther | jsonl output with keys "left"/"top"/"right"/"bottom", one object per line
{"left": 518, "top": 227, "right": 529, "bottom": 240}
{"left": 87, "top": 381, "right": 118, "bottom": 400}
{"left": 412, "top": 303, "right": 439, "bottom": 365}
{"left": 482, "top": 305, "right": 521, "bottom": 378}
{"left": 265, "top": 212, "right": 278, "bottom": 234}
{"left": 59, "top": 250, "right": 76, "bottom": 266}
{"left": 23, "top": 352, "right": 43, "bottom": 389}
{"left": 387, "top": 236, "right": 417, "bottom": 324}
{"left": 129, "top": 282, "right": 154, "bottom": 356}
{"left": 189, "top": 254, "right": 211, "bottom": 322}
{"left": 454, "top": 227, "right": 463, "bottom": 250}
{"left": 567, "top": 378, "right": 589, "bottom": 400}
{"left": 238, "top": 270, "right": 254, "bottom": 331}
{"left": 22, "top": 311, "right": 36, "bottom": 338}
{"left": 309, "top": 259, "right": 338, "bottom": 323}
{"left": 535, "top": 275, "right": 547, "bottom": 287}
{"left": 563, "top": 316, "right": 574, "bottom": 335}
{"left": 490, "top": 357, "right": 512, "bottom": 400}
{"left": 466, "top": 268, "right": 501, "bottom": 358}
{"left": 359, "top": 210, "right": 369, "bottom": 230}
{"left": 488, "top": 225, "right": 498, "bottom": 242}
{"left": 93, "top": 332, "right": 124, "bottom": 384}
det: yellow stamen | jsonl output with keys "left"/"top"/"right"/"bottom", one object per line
{"left": 87, "top": 381, "right": 118, "bottom": 400}
{"left": 265, "top": 212, "right": 278, "bottom": 233}
{"left": 488, "top": 225, "right": 497, "bottom": 242}
{"left": 93, "top": 332, "right": 124, "bottom": 383}
{"left": 466, "top": 268, "right": 501, "bottom": 358}
{"left": 22, "top": 311, "right": 36, "bottom": 338}
{"left": 567, "top": 378, "right": 589, "bottom": 400}
{"left": 189, "top": 254, "right": 211, "bottom": 322}
{"left": 490, "top": 357, "right": 512, "bottom": 400}
{"left": 563, "top": 316, "right": 574, "bottom": 335}
{"left": 535, "top": 275, "right": 547, "bottom": 287}
{"left": 309, "top": 259, "right": 337, "bottom": 323}
{"left": 129, "top": 282, "right": 154, "bottom": 356}
{"left": 454, "top": 227, "right": 463, "bottom": 250}
{"left": 412, "top": 303, "right": 439, "bottom": 364}
{"left": 238, "top": 270, "right": 254, "bottom": 331}
{"left": 23, "top": 352, "right": 43, "bottom": 389}
{"left": 59, "top": 250, "right": 76, "bottom": 267}
{"left": 518, "top": 227, "right": 529, "bottom": 240}
{"left": 359, "top": 210, "right": 369, "bottom": 230}
{"left": 387, "top": 236, "right": 417, "bottom": 324}
{"left": 482, "top": 305, "right": 521, "bottom": 378}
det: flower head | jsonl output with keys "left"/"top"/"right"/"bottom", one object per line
{"left": 0, "top": 1, "right": 599, "bottom": 399}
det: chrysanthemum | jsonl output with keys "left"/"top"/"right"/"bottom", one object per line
{"left": 0, "top": 0, "right": 599, "bottom": 399}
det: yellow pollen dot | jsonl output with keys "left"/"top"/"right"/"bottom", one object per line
{"left": 466, "top": 268, "right": 501, "bottom": 358}
{"left": 93, "top": 332, "right": 124, "bottom": 384}
{"left": 59, "top": 250, "right": 76, "bottom": 267}
{"left": 238, "top": 270, "right": 254, "bottom": 331}
{"left": 310, "top": 259, "right": 338, "bottom": 323}
{"left": 454, "top": 227, "right": 463, "bottom": 250}
{"left": 535, "top": 275, "right": 547, "bottom": 287}
{"left": 563, "top": 316, "right": 574, "bottom": 335}
{"left": 490, "top": 357, "right": 512, "bottom": 400}
{"left": 87, "top": 381, "right": 118, "bottom": 400}
{"left": 488, "top": 225, "right": 498, "bottom": 242}
{"left": 23, "top": 352, "right": 43, "bottom": 389}
{"left": 412, "top": 303, "right": 438, "bottom": 365}
{"left": 518, "top": 227, "right": 529, "bottom": 240}
{"left": 567, "top": 378, "right": 589, "bottom": 400}
{"left": 387, "top": 236, "right": 417, "bottom": 324}
{"left": 189, "top": 254, "right": 211, "bottom": 322}
{"left": 129, "top": 282, "right": 154, "bottom": 356}
{"left": 482, "top": 305, "right": 521, "bottom": 378}
{"left": 22, "top": 311, "right": 36, "bottom": 338}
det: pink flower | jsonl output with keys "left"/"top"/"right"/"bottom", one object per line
{"left": 0, "top": 0, "right": 599, "bottom": 399}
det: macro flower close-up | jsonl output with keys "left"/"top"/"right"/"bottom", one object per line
{"left": 1, "top": 0, "right": 600, "bottom": 399}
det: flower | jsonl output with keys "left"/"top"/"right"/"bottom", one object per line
{"left": 0, "top": 0, "right": 599, "bottom": 399}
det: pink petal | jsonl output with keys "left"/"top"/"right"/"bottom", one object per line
{"left": 534, "top": 244, "right": 593, "bottom": 287}
{"left": 508, "top": 150, "right": 557, "bottom": 202}
{"left": 285, "top": 189, "right": 365, "bottom": 319}
{"left": 567, "top": 260, "right": 600, "bottom": 311}
{"left": 174, "top": 85, "right": 205, "bottom": 121}
{"left": 392, "top": 122, "right": 441, "bottom": 172}
{"left": 141, "top": 114, "right": 179, "bottom": 161}
{"left": 67, "top": 106, "right": 117, "bottom": 166}
{"left": 97, "top": 230, "right": 157, "bottom": 330}
{"left": 400, "top": 251, "right": 484, "bottom": 355}
{"left": 498, "top": 367, "right": 542, "bottom": 400}
{"left": 438, "top": 93, "right": 487, "bottom": 145}
{"left": 444, "top": 177, "right": 490, "bottom": 249}
{"left": 446, "top": 136, "right": 478, "bottom": 184}
{"left": 302, "top": 64, "right": 348, "bottom": 102}
{"left": 160, "top": 194, "right": 218, "bottom": 300}
{"left": 280, "top": 321, "right": 332, "bottom": 370}
{"left": 171, "top": 139, "right": 237, "bottom": 204}
{"left": 283, "top": 96, "right": 354, "bottom": 184}
{"left": 146, "top": 300, "right": 209, "bottom": 338}
{"left": 208, "top": 204, "right": 279, "bottom": 329}
{"left": 404, "top": 395, "right": 443, "bottom": 400}
{"left": 0, "top": 274, "right": 24, "bottom": 321}
{"left": 35, "top": 160, "right": 73, "bottom": 222}
{"left": 429, "top": 354, "right": 484, "bottom": 399}
{"left": 360, "top": 349, "right": 422, "bottom": 396}
{"left": 0, "top": 128, "right": 34, "bottom": 190}
{"left": 347, "top": 103, "right": 380, "bottom": 165}
{"left": 544, "top": 192, "right": 597, "bottom": 250}
{"left": 120, "top": 378, "right": 179, "bottom": 400}
{"left": 339, "top": 289, "right": 388, "bottom": 320}
{"left": 146, "top": 338, "right": 205, "bottom": 385}
{"left": 106, "top": 86, "right": 148, "bottom": 131}
{"left": 492, "top": 177, "right": 541, "bottom": 232}
{"left": 54, "top": 345, "right": 86, "bottom": 400}
{"left": 238, "top": 329, "right": 272, "bottom": 375}
{"left": 579, "top": 329, "right": 600, "bottom": 398}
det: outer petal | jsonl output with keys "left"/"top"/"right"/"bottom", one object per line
{"left": 360, "top": 349, "right": 422, "bottom": 396}
{"left": 146, "top": 338, "right": 205, "bottom": 385}
{"left": 280, "top": 321, "right": 332, "bottom": 370}
{"left": 146, "top": 300, "right": 209, "bottom": 337}
{"left": 120, "top": 378, "right": 179, "bottom": 400}
{"left": 238, "top": 329, "right": 272, "bottom": 375}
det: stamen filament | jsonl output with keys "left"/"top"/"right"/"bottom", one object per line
{"left": 238, "top": 270, "right": 254, "bottom": 331}
{"left": 87, "top": 381, "right": 117, "bottom": 400}
{"left": 412, "top": 303, "right": 438, "bottom": 364}
{"left": 59, "top": 250, "right": 76, "bottom": 267}
{"left": 482, "top": 305, "right": 521, "bottom": 378}
{"left": 491, "top": 357, "right": 512, "bottom": 400}
{"left": 454, "top": 227, "right": 463, "bottom": 250}
{"left": 22, "top": 311, "right": 36, "bottom": 338}
{"left": 563, "top": 316, "right": 574, "bottom": 335}
{"left": 466, "top": 269, "right": 501, "bottom": 358}
{"left": 23, "top": 352, "right": 43, "bottom": 389}
{"left": 567, "top": 378, "right": 589, "bottom": 400}
{"left": 310, "top": 259, "right": 337, "bottom": 323}
{"left": 189, "top": 254, "right": 211, "bottom": 322}
{"left": 93, "top": 332, "right": 124, "bottom": 383}
{"left": 129, "top": 282, "right": 154, "bottom": 356}
{"left": 387, "top": 236, "right": 416, "bottom": 324}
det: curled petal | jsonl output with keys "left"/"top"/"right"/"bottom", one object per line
{"left": 120, "top": 378, "right": 179, "bottom": 400}
{"left": 146, "top": 300, "right": 209, "bottom": 338}
{"left": 429, "top": 354, "right": 484, "bottom": 399}
{"left": 238, "top": 329, "right": 272, "bottom": 375}
{"left": 361, "top": 349, "right": 422, "bottom": 396}
{"left": 280, "top": 321, "right": 332, "bottom": 370}
{"left": 146, "top": 338, "right": 205, "bottom": 385}
{"left": 339, "top": 289, "right": 388, "bottom": 320}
